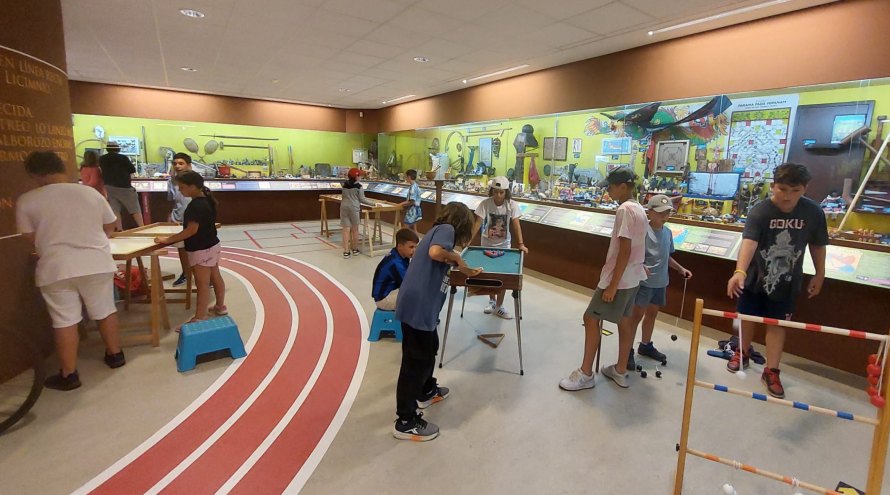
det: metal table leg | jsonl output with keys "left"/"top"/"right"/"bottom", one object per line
{"left": 438, "top": 285, "right": 458, "bottom": 369}
{"left": 513, "top": 289, "right": 524, "bottom": 375}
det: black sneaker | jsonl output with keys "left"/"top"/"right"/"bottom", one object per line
{"left": 172, "top": 273, "right": 187, "bottom": 287}
{"left": 44, "top": 370, "right": 82, "bottom": 391}
{"left": 343, "top": 252, "right": 350, "bottom": 259}
{"left": 392, "top": 413, "right": 439, "bottom": 441}
{"left": 417, "top": 386, "right": 450, "bottom": 409}
{"left": 351, "top": 249, "right": 360, "bottom": 256}
{"left": 638, "top": 341, "right": 667, "bottom": 364}
{"left": 104, "top": 350, "right": 126, "bottom": 369}
{"left": 627, "top": 349, "right": 636, "bottom": 372}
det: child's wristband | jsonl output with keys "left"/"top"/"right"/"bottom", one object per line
{"left": 733, "top": 269, "right": 747, "bottom": 277}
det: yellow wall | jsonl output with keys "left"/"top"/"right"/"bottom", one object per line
{"left": 73, "top": 114, "right": 373, "bottom": 175}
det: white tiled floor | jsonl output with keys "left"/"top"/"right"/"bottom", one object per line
{"left": 0, "top": 221, "right": 885, "bottom": 495}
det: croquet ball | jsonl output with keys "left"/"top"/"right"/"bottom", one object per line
{"left": 869, "top": 354, "right": 878, "bottom": 365}
{"left": 871, "top": 395, "right": 886, "bottom": 408}
{"left": 656, "top": 371, "right": 663, "bottom": 378}
{"left": 640, "top": 370, "right": 647, "bottom": 378}
{"left": 737, "top": 370, "right": 747, "bottom": 380}
{"left": 868, "top": 364, "right": 882, "bottom": 376}
{"left": 671, "top": 334, "right": 678, "bottom": 341}
{"left": 661, "top": 360, "right": 667, "bottom": 366}
{"left": 868, "top": 386, "right": 879, "bottom": 397}
{"left": 636, "top": 365, "right": 642, "bottom": 372}
{"left": 869, "top": 375, "right": 879, "bottom": 386}
{"left": 722, "top": 483, "right": 737, "bottom": 495}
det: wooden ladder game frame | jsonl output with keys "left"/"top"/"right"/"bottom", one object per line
{"left": 674, "top": 299, "right": 890, "bottom": 494}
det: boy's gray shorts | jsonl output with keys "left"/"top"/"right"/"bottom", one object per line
{"left": 584, "top": 286, "right": 639, "bottom": 324}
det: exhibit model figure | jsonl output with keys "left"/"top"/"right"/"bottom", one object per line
{"left": 627, "top": 194, "right": 692, "bottom": 369}
{"left": 560, "top": 167, "right": 648, "bottom": 391}
{"left": 99, "top": 141, "right": 144, "bottom": 230}
{"left": 472, "top": 176, "right": 528, "bottom": 320}
{"left": 726, "top": 163, "right": 829, "bottom": 399}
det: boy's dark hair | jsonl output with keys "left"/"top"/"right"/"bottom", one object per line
{"left": 81, "top": 150, "right": 99, "bottom": 168}
{"left": 25, "top": 151, "right": 66, "bottom": 176}
{"left": 773, "top": 163, "right": 811, "bottom": 186}
{"left": 173, "top": 152, "right": 192, "bottom": 164}
{"left": 434, "top": 202, "right": 475, "bottom": 247}
{"left": 406, "top": 169, "right": 417, "bottom": 180}
{"left": 395, "top": 228, "right": 419, "bottom": 245}
{"left": 176, "top": 170, "right": 218, "bottom": 208}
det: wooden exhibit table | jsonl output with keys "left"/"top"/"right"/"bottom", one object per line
{"left": 440, "top": 247, "right": 525, "bottom": 375}
{"left": 318, "top": 194, "right": 404, "bottom": 256}
{"left": 109, "top": 237, "right": 170, "bottom": 347}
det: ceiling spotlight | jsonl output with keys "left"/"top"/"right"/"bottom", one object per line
{"left": 647, "top": 31, "right": 654, "bottom": 36}
{"left": 413, "top": 56, "right": 430, "bottom": 63}
{"left": 461, "top": 79, "right": 468, "bottom": 84}
{"left": 271, "top": 79, "right": 279, "bottom": 83}
{"left": 180, "top": 67, "right": 198, "bottom": 72}
{"left": 339, "top": 88, "right": 351, "bottom": 92}
{"left": 179, "top": 9, "right": 205, "bottom": 18}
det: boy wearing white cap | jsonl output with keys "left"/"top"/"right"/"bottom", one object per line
{"left": 628, "top": 194, "right": 692, "bottom": 369}
{"left": 472, "top": 176, "right": 528, "bottom": 319}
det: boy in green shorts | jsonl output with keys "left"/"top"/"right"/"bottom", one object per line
{"left": 560, "top": 167, "right": 648, "bottom": 390}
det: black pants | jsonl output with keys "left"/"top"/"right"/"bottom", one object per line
{"left": 396, "top": 322, "right": 439, "bottom": 420}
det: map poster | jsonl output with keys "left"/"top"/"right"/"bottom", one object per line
{"left": 724, "top": 94, "right": 799, "bottom": 181}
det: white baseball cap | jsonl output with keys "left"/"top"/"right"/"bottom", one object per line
{"left": 489, "top": 176, "right": 510, "bottom": 190}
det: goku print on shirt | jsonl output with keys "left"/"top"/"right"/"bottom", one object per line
{"left": 485, "top": 213, "right": 509, "bottom": 243}
{"left": 760, "top": 229, "right": 802, "bottom": 294}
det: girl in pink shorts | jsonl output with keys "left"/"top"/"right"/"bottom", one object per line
{"left": 156, "top": 171, "right": 226, "bottom": 327}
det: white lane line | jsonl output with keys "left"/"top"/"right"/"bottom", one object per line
{"left": 144, "top": 258, "right": 301, "bottom": 495}
{"left": 222, "top": 248, "right": 370, "bottom": 494}
{"left": 215, "top": 252, "right": 335, "bottom": 493}
{"left": 73, "top": 266, "right": 265, "bottom": 495}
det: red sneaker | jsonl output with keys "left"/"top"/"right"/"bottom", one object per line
{"left": 761, "top": 368, "right": 785, "bottom": 398}
{"left": 726, "top": 351, "right": 750, "bottom": 373}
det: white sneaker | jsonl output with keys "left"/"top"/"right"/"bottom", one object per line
{"left": 484, "top": 300, "right": 496, "bottom": 314}
{"left": 495, "top": 306, "right": 513, "bottom": 320}
{"left": 602, "top": 364, "right": 629, "bottom": 388}
{"left": 559, "top": 368, "right": 595, "bottom": 391}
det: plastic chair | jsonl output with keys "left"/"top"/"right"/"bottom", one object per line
{"left": 176, "top": 316, "right": 247, "bottom": 372}
{"left": 368, "top": 309, "right": 403, "bottom": 342}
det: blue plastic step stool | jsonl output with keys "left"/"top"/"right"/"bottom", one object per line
{"left": 368, "top": 309, "right": 402, "bottom": 342}
{"left": 176, "top": 316, "right": 247, "bottom": 372}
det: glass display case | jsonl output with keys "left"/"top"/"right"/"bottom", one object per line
{"left": 378, "top": 77, "right": 890, "bottom": 248}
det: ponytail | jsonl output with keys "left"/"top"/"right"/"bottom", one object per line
{"left": 176, "top": 171, "right": 218, "bottom": 210}
{"left": 201, "top": 186, "right": 218, "bottom": 208}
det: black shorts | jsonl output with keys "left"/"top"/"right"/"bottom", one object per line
{"left": 737, "top": 289, "right": 794, "bottom": 320}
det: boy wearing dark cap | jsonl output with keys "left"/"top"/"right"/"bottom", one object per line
{"left": 99, "top": 141, "right": 144, "bottom": 229}
{"left": 560, "top": 167, "right": 648, "bottom": 391}
{"left": 627, "top": 194, "right": 692, "bottom": 369}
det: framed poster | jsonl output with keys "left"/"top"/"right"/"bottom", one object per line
{"left": 654, "top": 140, "right": 690, "bottom": 173}
{"left": 479, "top": 137, "right": 492, "bottom": 167}
{"left": 109, "top": 136, "right": 140, "bottom": 156}
{"left": 601, "top": 137, "right": 632, "bottom": 155}
{"left": 544, "top": 137, "right": 568, "bottom": 160}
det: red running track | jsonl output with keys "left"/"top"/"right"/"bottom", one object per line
{"left": 75, "top": 247, "right": 369, "bottom": 495}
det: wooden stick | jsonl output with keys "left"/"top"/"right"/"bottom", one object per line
{"left": 702, "top": 308, "right": 888, "bottom": 342}
{"left": 867, "top": 332, "right": 890, "bottom": 495}
{"left": 673, "top": 298, "right": 704, "bottom": 494}
{"left": 695, "top": 380, "right": 879, "bottom": 426}
{"left": 686, "top": 448, "right": 842, "bottom": 495}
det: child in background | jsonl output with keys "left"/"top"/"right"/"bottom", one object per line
{"left": 167, "top": 152, "right": 193, "bottom": 287}
{"left": 393, "top": 202, "right": 482, "bottom": 441}
{"left": 401, "top": 169, "right": 422, "bottom": 234}
{"left": 559, "top": 167, "right": 647, "bottom": 391}
{"left": 155, "top": 171, "right": 227, "bottom": 326}
{"left": 727, "top": 162, "right": 828, "bottom": 398}
{"left": 472, "top": 176, "right": 528, "bottom": 319}
{"left": 17, "top": 151, "right": 125, "bottom": 391}
{"left": 372, "top": 228, "right": 419, "bottom": 310}
{"left": 341, "top": 167, "right": 375, "bottom": 258}
{"left": 627, "top": 194, "right": 692, "bottom": 370}
{"left": 79, "top": 150, "right": 105, "bottom": 197}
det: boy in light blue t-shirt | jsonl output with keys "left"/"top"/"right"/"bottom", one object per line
{"left": 401, "top": 169, "right": 422, "bottom": 234}
{"left": 629, "top": 194, "right": 691, "bottom": 368}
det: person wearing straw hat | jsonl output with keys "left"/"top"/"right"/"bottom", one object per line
{"left": 726, "top": 163, "right": 828, "bottom": 399}
{"left": 99, "top": 141, "right": 144, "bottom": 229}
{"left": 626, "top": 194, "right": 692, "bottom": 370}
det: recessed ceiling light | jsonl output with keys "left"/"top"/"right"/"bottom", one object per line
{"left": 462, "top": 64, "right": 529, "bottom": 84}
{"left": 339, "top": 88, "right": 351, "bottom": 92}
{"left": 179, "top": 9, "right": 205, "bottom": 18}
{"left": 461, "top": 79, "right": 468, "bottom": 84}
{"left": 271, "top": 79, "right": 279, "bottom": 84}
{"left": 647, "top": 0, "right": 792, "bottom": 35}
{"left": 381, "top": 94, "right": 416, "bottom": 104}
{"left": 180, "top": 67, "right": 198, "bottom": 72}
{"left": 413, "top": 56, "right": 430, "bottom": 63}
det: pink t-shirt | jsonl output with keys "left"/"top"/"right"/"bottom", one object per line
{"left": 598, "top": 200, "right": 648, "bottom": 290}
